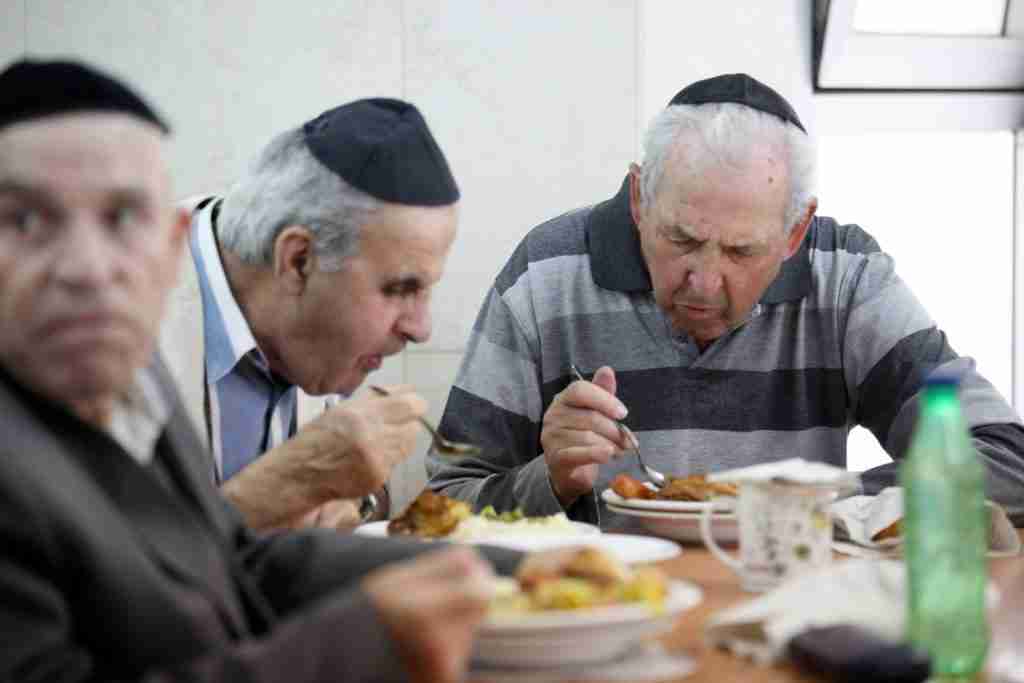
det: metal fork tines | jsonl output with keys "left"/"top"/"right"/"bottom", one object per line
{"left": 568, "top": 364, "right": 666, "bottom": 489}
{"left": 368, "top": 385, "right": 483, "bottom": 458}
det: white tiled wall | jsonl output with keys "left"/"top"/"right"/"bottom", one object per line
{"left": 3, "top": 1, "right": 816, "bottom": 513}
{"left": 402, "top": 1, "right": 639, "bottom": 350}
{"left": 638, "top": 1, "right": 816, "bottom": 137}
{"left": 0, "top": 0, "right": 23, "bottom": 66}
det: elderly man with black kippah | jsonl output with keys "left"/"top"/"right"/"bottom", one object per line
{"left": 0, "top": 58, "right": 521, "bottom": 683}
{"left": 427, "top": 73, "right": 1024, "bottom": 529}
{"left": 160, "top": 98, "right": 462, "bottom": 530}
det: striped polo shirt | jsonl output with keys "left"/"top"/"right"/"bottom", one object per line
{"left": 427, "top": 179, "right": 1024, "bottom": 528}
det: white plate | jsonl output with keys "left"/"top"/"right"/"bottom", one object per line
{"left": 355, "top": 519, "right": 600, "bottom": 541}
{"left": 474, "top": 579, "right": 702, "bottom": 668}
{"left": 606, "top": 503, "right": 739, "bottom": 545}
{"left": 356, "top": 522, "right": 680, "bottom": 564}
{"left": 601, "top": 487, "right": 720, "bottom": 513}
{"left": 485, "top": 533, "right": 681, "bottom": 565}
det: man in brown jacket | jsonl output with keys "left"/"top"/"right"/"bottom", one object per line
{"left": 0, "top": 57, "right": 517, "bottom": 683}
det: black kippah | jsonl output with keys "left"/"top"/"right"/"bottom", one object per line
{"left": 0, "top": 59, "right": 169, "bottom": 134}
{"left": 667, "top": 73, "right": 806, "bottom": 133}
{"left": 303, "top": 98, "right": 459, "bottom": 206}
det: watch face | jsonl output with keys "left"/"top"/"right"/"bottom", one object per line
{"left": 359, "top": 493, "right": 378, "bottom": 522}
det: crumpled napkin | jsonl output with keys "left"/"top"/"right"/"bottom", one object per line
{"left": 707, "top": 457, "right": 861, "bottom": 492}
{"left": 705, "top": 559, "right": 1001, "bottom": 666}
{"left": 705, "top": 559, "right": 906, "bottom": 665}
{"left": 831, "top": 487, "right": 1021, "bottom": 558}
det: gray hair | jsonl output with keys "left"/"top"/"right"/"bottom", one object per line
{"left": 218, "top": 126, "right": 378, "bottom": 271}
{"left": 638, "top": 103, "right": 816, "bottom": 234}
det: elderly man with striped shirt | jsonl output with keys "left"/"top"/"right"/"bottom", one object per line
{"left": 426, "top": 73, "right": 1024, "bottom": 530}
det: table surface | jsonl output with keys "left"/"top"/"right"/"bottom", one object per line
{"left": 568, "top": 531, "right": 1024, "bottom": 683}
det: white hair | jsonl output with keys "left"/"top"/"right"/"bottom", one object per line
{"left": 217, "top": 126, "right": 378, "bottom": 271}
{"left": 638, "top": 102, "right": 816, "bottom": 234}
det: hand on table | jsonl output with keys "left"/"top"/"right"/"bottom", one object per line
{"left": 363, "top": 547, "right": 495, "bottom": 683}
{"left": 541, "top": 366, "right": 631, "bottom": 507}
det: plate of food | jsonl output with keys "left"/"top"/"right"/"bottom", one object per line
{"left": 357, "top": 491, "right": 682, "bottom": 563}
{"left": 474, "top": 546, "right": 702, "bottom": 668}
{"left": 601, "top": 473, "right": 739, "bottom": 512}
{"left": 603, "top": 474, "right": 739, "bottom": 544}
{"left": 358, "top": 490, "right": 598, "bottom": 540}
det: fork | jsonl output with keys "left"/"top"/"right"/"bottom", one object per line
{"left": 569, "top": 364, "right": 667, "bottom": 489}
{"left": 368, "top": 385, "right": 483, "bottom": 458}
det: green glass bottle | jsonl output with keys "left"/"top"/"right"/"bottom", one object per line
{"left": 902, "top": 372, "right": 988, "bottom": 676}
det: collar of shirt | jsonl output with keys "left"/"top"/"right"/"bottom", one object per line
{"left": 584, "top": 176, "right": 813, "bottom": 304}
{"left": 105, "top": 365, "right": 172, "bottom": 466}
{"left": 189, "top": 199, "right": 298, "bottom": 483}
{"left": 190, "top": 199, "right": 271, "bottom": 381}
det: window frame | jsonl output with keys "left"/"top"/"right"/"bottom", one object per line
{"left": 815, "top": 0, "right": 1024, "bottom": 91}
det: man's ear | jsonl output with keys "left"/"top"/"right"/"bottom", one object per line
{"left": 167, "top": 207, "right": 190, "bottom": 255}
{"left": 163, "top": 208, "right": 191, "bottom": 286}
{"left": 785, "top": 197, "right": 817, "bottom": 258}
{"left": 628, "top": 162, "right": 644, "bottom": 227}
{"left": 273, "top": 225, "right": 315, "bottom": 294}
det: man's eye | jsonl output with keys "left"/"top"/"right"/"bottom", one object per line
{"left": 108, "top": 206, "right": 141, "bottom": 232}
{"left": 384, "top": 281, "right": 424, "bottom": 298}
{"left": 2, "top": 209, "right": 44, "bottom": 237}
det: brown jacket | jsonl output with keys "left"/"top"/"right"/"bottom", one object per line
{"left": 0, "top": 357, "right": 518, "bottom": 682}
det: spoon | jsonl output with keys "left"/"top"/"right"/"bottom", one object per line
{"left": 568, "top": 364, "right": 666, "bottom": 489}
{"left": 368, "top": 385, "right": 483, "bottom": 458}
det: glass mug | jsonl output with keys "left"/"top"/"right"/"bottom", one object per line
{"left": 700, "top": 481, "right": 837, "bottom": 592}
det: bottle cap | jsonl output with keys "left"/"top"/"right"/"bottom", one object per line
{"left": 924, "top": 368, "right": 964, "bottom": 387}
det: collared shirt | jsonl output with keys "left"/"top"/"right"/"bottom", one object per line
{"left": 105, "top": 366, "right": 172, "bottom": 466}
{"left": 426, "top": 178, "right": 1024, "bottom": 528}
{"left": 190, "top": 199, "right": 297, "bottom": 483}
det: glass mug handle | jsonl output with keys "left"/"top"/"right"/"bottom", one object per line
{"left": 700, "top": 497, "right": 742, "bottom": 573}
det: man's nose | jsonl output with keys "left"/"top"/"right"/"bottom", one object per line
{"left": 686, "top": 255, "right": 724, "bottom": 297}
{"left": 397, "top": 296, "right": 432, "bottom": 344}
{"left": 53, "top": 223, "right": 118, "bottom": 288}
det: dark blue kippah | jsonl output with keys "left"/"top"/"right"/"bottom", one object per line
{"left": 302, "top": 98, "right": 459, "bottom": 206}
{"left": 668, "top": 73, "right": 806, "bottom": 133}
{"left": 0, "top": 59, "right": 169, "bottom": 134}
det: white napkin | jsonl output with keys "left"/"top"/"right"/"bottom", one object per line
{"left": 705, "top": 559, "right": 1001, "bottom": 666}
{"left": 831, "top": 487, "right": 1021, "bottom": 558}
{"left": 705, "top": 559, "right": 907, "bottom": 665}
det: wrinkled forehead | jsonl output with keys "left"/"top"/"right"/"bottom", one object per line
{"left": 658, "top": 136, "right": 790, "bottom": 211}
{"left": 0, "top": 112, "right": 170, "bottom": 200}
{"left": 357, "top": 200, "right": 458, "bottom": 247}
{"left": 667, "top": 130, "right": 790, "bottom": 186}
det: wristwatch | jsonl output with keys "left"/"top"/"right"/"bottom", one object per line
{"left": 358, "top": 493, "right": 378, "bottom": 522}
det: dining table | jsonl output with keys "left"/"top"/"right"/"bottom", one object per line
{"left": 544, "top": 528, "right": 1024, "bottom": 683}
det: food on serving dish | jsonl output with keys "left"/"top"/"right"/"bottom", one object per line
{"left": 491, "top": 547, "right": 667, "bottom": 614}
{"left": 611, "top": 473, "right": 656, "bottom": 500}
{"left": 611, "top": 473, "right": 738, "bottom": 502}
{"left": 388, "top": 491, "right": 577, "bottom": 539}
{"left": 448, "top": 507, "right": 575, "bottom": 540}
{"left": 658, "top": 474, "right": 738, "bottom": 501}
{"left": 387, "top": 490, "right": 471, "bottom": 537}
{"left": 871, "top": 518, "right": 903, "bottom": 542}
